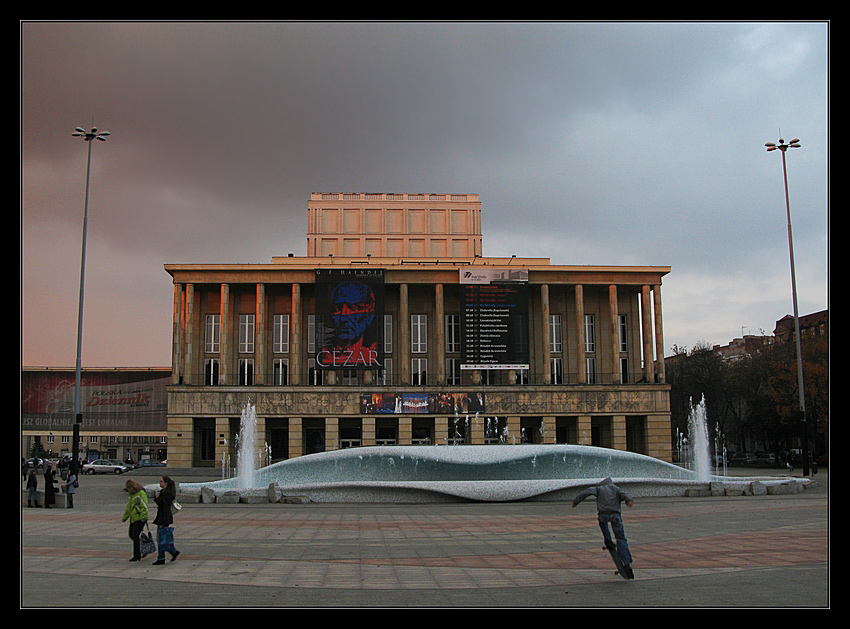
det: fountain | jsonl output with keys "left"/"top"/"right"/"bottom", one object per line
{"left": 176, "top": 440, "right": 809, "bottom": 504}
{"left": 688, "top": 396, "right": 711, "bottom": 482}
{"left": 236, "top": 402, "right": 257, "bottom": 489}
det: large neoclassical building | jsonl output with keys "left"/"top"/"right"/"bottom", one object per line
{"left": 165, "top": 193, "right": 672, "bottom": 468}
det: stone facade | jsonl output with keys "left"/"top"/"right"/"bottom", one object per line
{"left": 164, "top": 193, "right": 672, "bottom": 468}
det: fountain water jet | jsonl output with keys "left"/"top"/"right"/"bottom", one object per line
{"left": 688, "top": 396, "right": 711, "bottom": 482}
{"left": 236, "top": 402, "right": 257, "bottom": 489}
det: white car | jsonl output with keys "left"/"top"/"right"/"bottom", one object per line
{"left": 82, "top": 459, "right": 131, "bottom": 475}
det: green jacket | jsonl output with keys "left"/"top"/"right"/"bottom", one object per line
{"left": 122, "top": 490, "right": 149, "bottom": 523}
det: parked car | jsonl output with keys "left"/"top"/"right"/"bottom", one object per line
{"left": 82, "top": 459, "right": 131, "bottom": 475}
{"left": 137, "top": 459, "right": 166, "bottom": 468}
{"left": 729, "top": 453, "right": 757, "bottom": 465}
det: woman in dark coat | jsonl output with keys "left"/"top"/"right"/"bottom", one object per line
{"left": 43, "top": 467, "right": 56, "bottom": 508}
{"left": 152, "top": 475, "right": 180, "bottom": 564}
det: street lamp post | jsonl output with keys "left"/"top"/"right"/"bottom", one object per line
{"left": 71, "top": 126, "right": 109, "bottom": 477}
{"left": 765, "top": 136, "right": 809, "bottom": 476}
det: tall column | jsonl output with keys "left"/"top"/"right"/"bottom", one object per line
{"left": 291, "top": 284, "right": 301, "bottom": 385}
{"left": 653, "top": 284, "right": 666, "bottom": 383}
{"left": 641, "top": 285, "right": 653, "bottom": 383}
{"left": 609, "top": 284, "right": 620, "bottom": 384}
{"left": 184, "top": 284, "right": 194, "bottom": 384}
{"left": 220, "top": 283, "right": 230, "bottom": 384}
{"left": 399, "top": 283, "right": 409, "bottom": 384}
{"left": 541, "top": 284, "right": 551, "bottom": 384}
{"left": 435, "top": 283, "right": 445, "bottom": 384}
{"left": 172, "top": 283, "right": 183, "bottom": 385}
{"left": 575, "top": 284, "right": 586, "bottom": 384}
{"left": 256, "top": 283, "right": 266, "bottom": 385}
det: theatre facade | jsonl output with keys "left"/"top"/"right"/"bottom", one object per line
{"left": 165, "top": 193, "right": 672, "bottom": 468}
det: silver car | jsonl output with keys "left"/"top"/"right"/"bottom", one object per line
{"left": 82, "top": 459, "right": 131, "bottom": 475}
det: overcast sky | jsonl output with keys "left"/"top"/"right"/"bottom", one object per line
{"left": 21, "top": 21, "right": 829, "bottom": 368}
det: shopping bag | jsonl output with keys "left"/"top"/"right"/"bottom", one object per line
{"left": 158, "top": 526, "right": 176, "bottom": 553}
{"left": 140, "top": 525, "right": 157, "bottom": 556}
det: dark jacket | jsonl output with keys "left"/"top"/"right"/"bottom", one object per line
{"left": 572, "top": 478, "right": 633, "bottom": 514}
{"left": 153, "top": 487, "right": 175, "bottom": 526}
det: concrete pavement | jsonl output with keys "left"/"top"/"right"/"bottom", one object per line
{"left": 21, "top": 466, "right": 828, "bottom": 608}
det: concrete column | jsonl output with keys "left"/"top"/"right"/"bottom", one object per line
{"left": 172, "top": 283, "right": 183, "bottom": 385}
{"left": 541, "top": 284, "right": 551, "bottom": 384}
{"left": 399, "top": 283, "right": 409, "bottom": 384}
{"left": 542, "top": 416, "right": 556, "bottom": 444}
{"left": 435, "top": 283, "right": 445, "bottom": 384}
{"left": 609, "top": 284, "right": 620, "bottom": 384}
{"left": 653, "top": 284, "right": 666, "bottom": 383}
{"left": 255, "top": 283, "right": 265, "bottom": 385}
{"left": 575, "top": 284, "right": 586, "bottom": 384}
{"left": 291, "top": 284, "right": 301, "bottom": 385}
{"left": 577, "top": 415, "right": 592, "bottom": 445}
{"left": 398, "top": 417, "right": 412, "bottom": 445}
{"left": 362, "top": 416, "right": 375, "bottom": 446}
{"left": 326, "top": 417, "right": 339, "bottom": 451}
{"left": 289, "top": 417, "right": 303, "bottom": 458}
{"left": 641, "top": 285, "right": 653, "bottom": 383}
{"left": 184, "top": 284, "right": 195, "bottom": 385}
{"left": 220, "top": 283, "right": 230, "bottom": 384}
{"left": 612, "top": 415, "right": 627, "bottom": 451}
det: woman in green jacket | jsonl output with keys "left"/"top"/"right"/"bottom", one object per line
{"left": 121, "top": 479, "right": 149, "bottom": 562}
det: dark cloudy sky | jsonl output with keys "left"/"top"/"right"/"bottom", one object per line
{"left": 21, "top": 21, "right": 828, "bottom": 367}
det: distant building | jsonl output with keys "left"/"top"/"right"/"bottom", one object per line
{"left": 773, "top": 309, "right": 828, "bottom": 343}
{"left": 165, "top": 192, "right": 673, "bottom": 468}
{"left": 21, "top": 367, "right": 170, "bottom": 463}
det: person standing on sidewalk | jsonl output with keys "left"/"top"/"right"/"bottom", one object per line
{"left": 26, "top": 469, "right": 38, "bottom": 507}
{"left": 152, "top": 475, "right": 180, "bottom": 565}
{"left": 572, "top": 477, "right": 634, "bottom": 571}
{"left": 63, "top": 469, "right": 78, "bottom": 508}
{"left": 121, "top": 479, "right": 149, "bottom": 562}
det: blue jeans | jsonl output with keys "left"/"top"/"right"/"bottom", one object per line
{"left": 598, "top": 513, "right": 632, "bottom": 565}
{"left": 157, "top": 526, "right": 177, "bottom": 560}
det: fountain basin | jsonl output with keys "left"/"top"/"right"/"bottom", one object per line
{"left": 173, "top": 445, "right": 809, "bottom": 503}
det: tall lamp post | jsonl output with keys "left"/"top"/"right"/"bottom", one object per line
{"left": 70, "top": 126, "right": 109, "bottom": 477}
{"left": 765, "top": 136, "right": 808, "bottom": 476}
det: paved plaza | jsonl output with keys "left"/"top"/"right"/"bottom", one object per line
{"left": 21, "top": 466, "right": 829, "bottom": 608}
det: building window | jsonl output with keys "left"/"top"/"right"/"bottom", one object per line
{"left": 412, "top": 358, "right": 427, "bottom": 385}
{"left": 620, "top": 357, "right": 630, "bottom": 384}
{"left": 308, "top": 358, "right": 324, "bottom": 385}
{"left": 516, "top": 368, "right": 529, "bottom": 385}
{"left": 550, "top": 357, "right": 563, "bottom": 384}
{"left": 340, "top": 369, "right": 358, "bottom": 386}
{"left": 384, "top": 314, "right": 393, "bottom": 354}
{"left": 411, "top": 315, "right": 427, "bottom": 353}
{"left": 239, "top": 314, "right": 255, "bottom": 353}
{"left": 204, "top": 358, "right": 220, "bottom": 385}
{"left": 445, "top": 314, "right": 460, "bottom": 353}
{"left": 238, "top": 358, "right": 254, "bottom": 386}
{"left": 585, "top": 357, "right": 597, "bottom": 384}
{"left": 308, "top": 314, "right": 316, "bottom": 353}
{"left": 549, "top": 315, "right": 562, "bottom": 353}
{"left": 205, "top": 314, "right": 220, "bottom": 353}
{"left": 89, "top": 435, "right": 98, "bottom": 443}
{"left": 618, "top": 314, "right": 628, "bottom": 353}
{"left": 584, "top": 314, "right": 596, "bottom": 353}
{"left": 273, "top": 358, "right": 289, "bottom": 385}
{"left": 446, "top": 358, "right": 461, "bottom": 385}
{"left": 273, "top": 314, "right": 290, "bottom": 353}
{"left": 376, "top": 357, "right": 393, "bottom": 385}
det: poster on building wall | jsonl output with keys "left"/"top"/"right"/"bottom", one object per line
{"left": 315, "top": 268, "right": 384, "bottom": 369}
{"left": 359, "top": 392, "right": 486, "bottom": 415}
{"left": 21, "top": 370, "right": 169, "bottom": 432}
{"left": 460, "top": 269, "right": 529, "bottom": 370}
